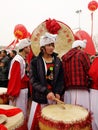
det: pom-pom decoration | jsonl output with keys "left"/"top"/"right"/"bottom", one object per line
{"left": 46, "top": 18, "right": 61, "bottom": 34}
{"left": 14, "top": 24, "right": 28, "bottom": 40}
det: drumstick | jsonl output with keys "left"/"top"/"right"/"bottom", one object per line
{"left": 54, "top": 98, "right": 65, "bottom": 104}
{"left": 54, "top": 98, "right": 66, "bottom": 109}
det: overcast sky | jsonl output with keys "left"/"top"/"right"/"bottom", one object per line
{"left": 0, "top": 0, "right": 98, "bottom": 46}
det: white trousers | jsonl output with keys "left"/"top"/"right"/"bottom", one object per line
{"left": 64, "top": 89, "right": 90, "bottom": 110}
{"left": 27, "top": 101, "right": 38, "bottom": 130}
{"left": 9, "top": 88, "right": 28, "bottom": 118}
{"left": 90, "top": 89, "right": 98, "bottom": 130}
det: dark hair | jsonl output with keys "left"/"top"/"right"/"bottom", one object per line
{"left": 1, "top": 50, "right": 7, "bottom": 55}
{"left": 19, "top": 48, "right": 24, "bottom": 52}
{"left": 40, "top": 46, "right": 45, "bottom": 55}
{"left": 11, "top": 50, "right": 17, "bottom": 55}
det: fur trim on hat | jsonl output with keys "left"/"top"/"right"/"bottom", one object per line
{"left": 17, "top": 38, "right": 31, "bottom": 50}
{"left": 72, "top": 40, "right": 87, "bottom": 49}
{"left": 40, "top": 32, "right": 57, "bottom": 47}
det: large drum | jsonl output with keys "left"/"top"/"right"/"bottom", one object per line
{"left": 0, "top": 87, "right": 8, "bottom": 104}
{"left": 31, "top": 18, "right": 75, "bottom": 58}
{"left": 0, "top": 105, "right": 24, "bottom": 130}
{"left": 39, "top": 104, "right": 92, "bottom": 130}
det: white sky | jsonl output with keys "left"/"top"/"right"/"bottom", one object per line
{"left": 0, "top": 0, "right": 98, "bottom": 46}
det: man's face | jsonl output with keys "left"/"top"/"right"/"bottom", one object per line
{"left": 24, "top": 46, "right": 30, "bottom": 54}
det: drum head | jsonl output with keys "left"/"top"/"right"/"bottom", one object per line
{"left": 31, "top": 19, "right": 75, "bottom": 57}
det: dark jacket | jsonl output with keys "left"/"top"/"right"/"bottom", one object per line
{"left": 0, "top": 57, "right": 10, "bottom": 87}
{"left": 30, "top": 52, "right": 64, "bottom": 104}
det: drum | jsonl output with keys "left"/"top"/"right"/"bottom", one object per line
{"left": 0, "top": 87, "right": 8, "bottom": 104}
{"left": 0, "top": 105, "right": 24, "bottom": 130}
{"left": 31, "top": 19, "right": 75, "bottom": 58}
{"left": 39, "top": 104, "right": 92, "bottom": 130}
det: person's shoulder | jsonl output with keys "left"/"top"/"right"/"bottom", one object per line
{"left": 77, "top": 50, "right": 87, "bottom": 55}
{"left": 31, "top": 56, "right": 37, "bottom": 61}
{"left": 30, "top": 55, "right": 40, "bottom": 64}
{"left": 77, "top": 51, "right": 90, "bottom": 61}
{"left": 52, "top": 52, "right": 60, "bottom": 59}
